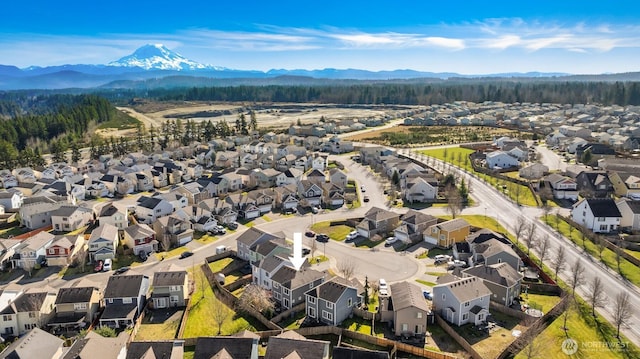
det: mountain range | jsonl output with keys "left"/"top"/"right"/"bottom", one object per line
{"left": 0, "top": 44, "right": 638, "bottom": 90}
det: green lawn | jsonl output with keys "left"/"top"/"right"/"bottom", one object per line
{"left": 425, "top": 271, "right": 447, "bottom": 277}
{"left": 208, "top": 258, "right": 234, "bottom": 273}
{"left": 521, "top": 292, "right": 562, "bottom": 314}
{"left": 278, "top": 310, "right": 306, "bottom": 330}
{"left": 154, "top": 246, "right": 191, "bottom": 260}
{"left": 97, "top": 111, "right": 140, "bottom": 130}
{"left": 310, "top": 221, "right": 353, "bottom": 241}
{"left": 416, "top": 279, "right": 437, "bottom": 287}
{"left": 308, "top": 255, "right": 328, "bottom": 265}
{"left": 542, "top": 216, "right": 640, "bottom": 288}
{"left": 194, "top": 231, "right": 219, "bottom": 244}
{"left": 418, "top": 147, "right": 539, "bottom": 206}
{"left": 517, "top": 298, "right": 640, "bottom": 359}
{"left": 182, "top": 267, "right": 263, "bottom": 337}
{"left": 134, "top": 311, "right": 182, "bottom": 340}
{"left": 341, "top": 317, "right": 385, "bottom": 337}
{"left": 0, "top": 226, "right": 28, "bottom": 238}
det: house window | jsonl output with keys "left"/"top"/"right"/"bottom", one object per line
{"left": 28, "top": 312, "right": 36, "bottom": 318}
{"left": 283, "top": 287, "right": 290, "bottom": 295}
{"left": 462, "top": 313, "right": 469, "bottom": 321}
{"left": 308, "top": 296, "right": 316, "bottom": 304}
{"left": 123, "top": 298, "right": 133, "bottom": 304}
{"left": 49, "top": 248, "right": 55, "bottom": 254}
{"left": 170, "top": 286, "right": 180, "bottom": 292}
{"left": 599, "top": 224, "right": 608, "bottom": 231}
{"left": 464, "top": 301, "right": 470, "bottom": 307}
{"left": 74, "top": 303, "right": 87, "bottom": 310}
{"left": 326, "top": 302, "right": 334, "bottom": 309}
{"left": 170, "top": 296, "right": 179, "bottom": 304}
{"left": 308, "top": 307, "right": 316, "bottom": 318}
{"left": 401, "top": 323, "right": 408, "bottom": 332}
{"left": 417, "top": 312, "right": 423, "bottom": 319}
{"left": 107, "top": 298, "right": 114, "bottom": 304}
{"left": 347, "top": 298, "right": 352, "bottom": 307}
{"left": 597, "top": 217, "right": 606, "bottom": 222}
{"left": 322, "top": 311, "right": 333, "bottom": 321}
{"left": 432, "top": 228, "right": 438, "bottom": 233}
{"left": 442, "top": 294, "right": 446, "bottom": 301}
{"left": 24, "top": 324, "right": 36, "bottom": 330}
{"left": 274, "top": 292, "right": 281, "bottom": 300}
{"left": 2, "top": 315, "right": 11, "bottom": 321}
{"left": 478, "top": 313, "right": 485, "bottom": 321}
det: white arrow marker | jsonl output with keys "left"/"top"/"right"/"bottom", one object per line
{"left": 289, "top": 232, "right": 306, "bottom": 271}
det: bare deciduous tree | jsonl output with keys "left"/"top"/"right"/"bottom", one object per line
{"left": 511, "top": 320, "right": 545, "bottom": 359}
{"left": 554, "top": 212, "right": 561, "bottom": 230}
{"left": 615, "top": 240, "right": 627, "bottom": 274}
{"left": 559, "top": 295, "right": 574, "bottom": 336}
{"left": 594, "top": 235, "right": 606, "bottom": 260}
{"left": 309, "top": 238, "right": 318, "bottom": 263}
{"left": 237, "top": 284, "right": 275, "bottom": 315}
{"left": 537, "top": 235, "right": 551, "bottom": 266}
{"left": 568, "top": 258, "right": 585, "bottom": 298}
{"left": 524, "top": 223, "right": 537, "bottom": 256}
{"left": 74, "top": 245, "right": 88, "bottom": 272}
{"left": 212, "top": 299, "right": 230, "bottom": 335}
{"left": 337, "top": 260, "right": 357, "bottom": 280}
{"left": 586, "top": 276, "right": 607, "bottom": 317}
{"left": 551, "top": 245, "right": 567, "bottom": 282}
{"left": 160, "top": 233, "right": 172, "bottom": 252}
{"left": 514, "top": 217, "right": 528, "bottom": 245}
{"left": 612, "top": 292, "right": 632, "bottom": 338}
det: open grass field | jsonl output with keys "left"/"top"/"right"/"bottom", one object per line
{"left": 310, "top": 221, "right": 353, "bottom": 241}
{"left": 345, "top": 125, "right": 515, "bottom": 146}
{"left": 418, "top": 147, "right": 539, "bottom": 206}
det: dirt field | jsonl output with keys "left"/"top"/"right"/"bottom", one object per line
{"left": 113, "top": 102, "right": 415, "bottom": 133}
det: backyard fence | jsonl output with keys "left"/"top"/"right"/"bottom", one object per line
{"left": 434, "top": 314, "right": 483, "bottom": 359}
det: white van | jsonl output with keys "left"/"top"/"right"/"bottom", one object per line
{"left": 103, "top": 258, "right": 112, "bottom": 271}
{"left": 216, "top": 245, "right": 227, "bottom": 254}
{"left": 379, "top": 278, "right": 388, "bottom": 296}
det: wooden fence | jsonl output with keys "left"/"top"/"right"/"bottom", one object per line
{"left": 434, "top": 314, "right": 483, "bottom": 359}
{"left": 271, "top": 302, "right": 305, "bottom": 324}
{"left": 175, "top": 299, "right": 190, "bottom": 339}
{"left": 352, "top": 306, "right": 381, "bottom": 321}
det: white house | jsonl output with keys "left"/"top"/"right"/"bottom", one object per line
{"left": 0, "top": 190, "right": 24, "bottom": 211}
{"left": 402, "top": 177, "right": 437, "bottom": 203}
{"left": 571, "top": 198, "right": 622, "bottom": 233}
{"left": 485, "top": 151, "right": 519, "bottom": 169}
{"left": 11, "top": 232, "right": 54, "bottom": 270}
{"left": 136, "top": 196, "right": 174, "bottom": 224}
{"left": 544, "top": 173, "right": 579, "bottom": 201}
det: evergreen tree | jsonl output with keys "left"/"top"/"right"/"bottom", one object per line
{"left": 249, "top": 110, "right": 258, "bottom": 131}
{"left": 71, "top": 142, "right": 81, "bottom": 163}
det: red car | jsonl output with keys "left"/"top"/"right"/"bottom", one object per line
{"left": 94, "top": 260, "right": 103, "bottom": 272}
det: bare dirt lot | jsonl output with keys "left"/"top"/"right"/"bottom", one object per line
{"left": 107, "top": 102, "right": 416, "bottom": 136}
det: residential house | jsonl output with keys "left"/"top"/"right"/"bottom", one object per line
{"left": 46, "top": 235, "right": 82, "bottom": 267}
{"left": 461, "top": 263, "right": 524, "bottom": 306}
{"left": 543, "top": 173, "right": 579, "bottom": 201}
{"left": 151, "top": 270, "right": 189, "bottom": 309}
{"left": 100, "top": 274, "right": 150, "bottom": 328}
{"left": 0, "top": 328, "right": 64, "bottom": 359}
{"left": 0, "top": 289, "right": 56, "bottom": 336}
{"left": 305, "top": 277, "right": 362, "bottom": 326}
{"left": 186, "top": 206, "right": 217, "bottom": 233}
{"left": 609, "top": 171, "right": 640, "bottom": 198}
{"left": 402, "top": 177, "right": 437, "bottom": 203}
{"left": 153, "top": 215, "right": 194, "bottom": 248}
{"left": 136, "top": 196, "right": 173, "bottom": 224}
{"left": 199, "top": 198, "right": 238, "bottom": 225}
{"left": 576, "top": 171, "right": 615, "bottom": 198}
{"left": 155, "top": 191, "right": 188, "bottom": 212}
{"left": 236, "top": 227, "right": 283, "bottom": 262}
{"left": 193, "top": 336, "right": 259, "bottom": 359}
{"left": 356, "top": 207, "right": 401, "bottom": 239}
{"left": 311, "top": 153, "right": 328, "bottom": 171}
{"left": 127, "top": 341, "right": 185, "bottom": 359}
{"left": 88, "top": 223, "right": 119, "bottom": 262}
{"left": 571, "top": 198, "right": 622, "bottom": 233}
{"left": 252, "top": 254, "right": 291, "bottom": 290}
{"left": 467, "top": 230, "right": 521, "bottom": 271}
{"left": 123, "top": 224, "right": 157, "bottom": 256}
{"left": 220, "top": 171, "right": 244, "bottom": 192}
{"left": 226, "top": 193, "right": 260, "bottom": 220}
{"left": 0, "top": 190, "right": 24, "bottom": 211}
{"left": 247, "top": 189, "right": 276, "bottom": 214}
{"left": 485, "top": 151, "right": 519, "bottom": 169}
{"left": 328, "top": 168, "right": 348, "bottom": 188}
{"left": 264, "top": 330, "right": 330, "bottom": 359}
{"left": 252, "top": 168, "right": 281, "bottom": 188}
{"left": 306, "top": 169, "right": 326, "bottom": 186}
{"left": 321, "top": 182, "right": 345, "bottom": 207}
{"left": 176, "top": 181, "right": 210, "bottom": 205}
{"left": 11, "top": 231, "right": 54, "bottom": 270}
{"left": 271, "top": 266, "right": 326, "bottom": 310}
{"left": 0, "top": 173, "right": 18, "bottom": 189}
{"left": 518, "top": 163, "right": 549, "bottom": 180}
{"left": 276, "top": 168, "right": 304, "bottom": 187}
{"left": 97, "top": 203, "right": 129, "bottom": 230}
{"left": 423, "top": 218, "right": 471, "bottom": 248}
{"left": 131, "top": 172, "right": 154, "bottom": 192}
{"left": 19, "top": 195, "right": 68, "bottom": 230}
{"left": 51, "top": 206, "right": 93, "bottom": 232}
{"left": 48, "top": 286, "right": 101, "bottom": 331}
{"left": 617, "top": 199, "right": 640, "bottom": 231}
{"left": 273, "top": 184, "right": 300, "bottom": 211}
{"left": 394, "top": 210, "right": 437, "bottom": 244}
{"left": 384, "top": 281, "right": 430, "bottom": 337}
{"left": 62, "top": 330, "right": 128, "bottom": 359}
{"left": 297, "top": 180, "right": 324, "bottom": 208}
{"left": 575, "top": 143, "right": 616, "bottom": 166}
{"left": 432, "top": 276, "right": 491, "bottom": 326}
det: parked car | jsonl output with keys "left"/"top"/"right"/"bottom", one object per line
{"left": 363, "top": 195, "right": 370, "bottom": 202}
{"left": 113, "top": 266, "right": 130, "bottom": 275}
{"left": 227, "top": 221, "right": 239, "bottom": 230}
{"left": 360, "top": 185, "right": 366, "bottom": 192}
{"left": 302, "top": 248, "right": 311, "bottom": 255}
{"left": 379, "top": 278, "right": 388, "bottom": 296}
{"left": 214, "top": 225, "right": 226, "bottom": 235}
{"left": 103, "top": 258, "right": 112, "bottom": 272}
{"left": 423, "top": 290, "right": 433, "bottom": 300}
{"left": 311, "top": 207, "right": 319, "bottom": 214}
{"left": 434, "top": 254, "right": 452, "bottom": 264}
{"left": 345, "top": 230, "right": 358, "bottom": 241}
{"left": 305, "top": 230, "right": 316, "bottom": 238}
{"left": 385, "top": 236, "right": 398, "bottom": 246}
{"left": 94, "top": 260, "right": 103, "bottom": 272}
{"left": 316, "top": 234, "right": 330, "bottom": 242}
{"left": 447, "top": 260, "right": 467, "bottom": 269}
{"left": 138, "top": 251, "right": 148, "bottom": 262}
{"left": 179, "top": 251, "right": 194, "bottom": 259}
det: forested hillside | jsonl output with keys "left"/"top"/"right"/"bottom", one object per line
{"left": 0, "top": 94, "right": 131, "bottom": 168}
{"left": 146, "top": 81, "right": 640, "bottom": 106}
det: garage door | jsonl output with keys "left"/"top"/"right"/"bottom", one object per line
{"left": 179, "top": 236, "right": 193, "bottom": 245}
{"left": 424, "top": 236, "right": 437, "bottom": 245}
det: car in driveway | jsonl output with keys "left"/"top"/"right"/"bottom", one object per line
{"left": 384, "top": 236, "right": 398, "bottom": 246}
{"left": 179, "top": 251, "right": 194, "bottom": 259}
{"left": 423, "top": 290, "right": 433, "bottom": 300}
{"left": 447, "top": 260, "right": 467, "bottom": 269}
{"left": 363, "top": 195, "right": 370, "bottom": 202}
{"left": 379, "top": 278, "right": 389, "bottom": 296}
{"left": 305, "top": 230, "right": 316, "bottom": 238}
{"left": 227, "top": 221, "right": 239, "bottom": 230}
{"left": 316, "top": 234, "right": 330, "bottom": 243}
{"left": 345, "top": 230, "right": 358, "bottom": 241}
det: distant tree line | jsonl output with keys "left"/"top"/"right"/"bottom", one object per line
{"left": 0, "top": 94, "right": 125, "bottom": 168}
{"left": 139, "top": 81, "right": 640, "bottom": 106}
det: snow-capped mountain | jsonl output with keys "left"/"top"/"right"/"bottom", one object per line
{"left": 108, "top": 44, "right": 221, "bottom": 71}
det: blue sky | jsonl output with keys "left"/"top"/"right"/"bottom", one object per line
{"left": 1, "top": 0, "right": 639, "bottom": 74}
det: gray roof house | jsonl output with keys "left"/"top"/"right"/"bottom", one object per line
{"left": 236, "top": 227, "right": 283, "bottom": 262}
{"left": 271, "top": 265, "right": 326, "bottom": 310}
{"left": 384, "top": 281, "right": 430, "bottom": 337}
{"left": 0, "top": 327, "right": 64, "bottom": 359}
{"left": 193, "top": 335, "right": 259, "bottom": 359}
{"left": 305, "top": 276, "right": 362, "bottom": 326}
{"left": 99, "top": 274, "right": 150, "bottom": 329}
{"left": 264, "top": 331, "right": 330, "bottom": 359}
{"left": 461, "top": 263, "right": 524, "bottom": 306}
{"left": 433, "top": 277, "right": 491, "bottom": 326}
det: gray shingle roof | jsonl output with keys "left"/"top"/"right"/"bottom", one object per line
{"left": 435, "top": 276, "right": 491, "bottom": 303}
{"left": 152, "top": 271, "right": 187, "bottom": 287}
{"left": 389, "top": 281, "right": 430, "bottom": 312}
{"left": 104, "top": 274, "right": 146, "bottom": 298}
{"left": 462, "top": 263, "right": 523, "bottom": 288}
{"left": 55, "top": 287, "right": 95, "bottom": 304}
